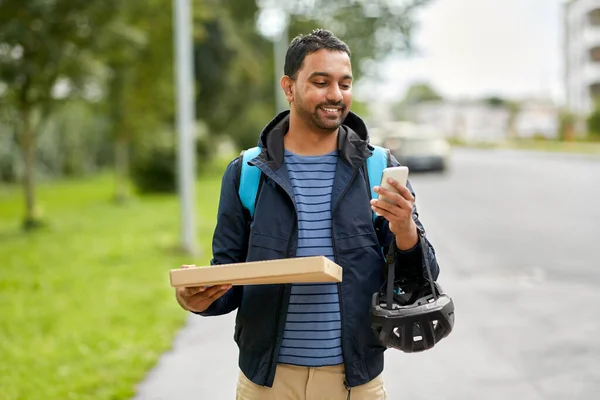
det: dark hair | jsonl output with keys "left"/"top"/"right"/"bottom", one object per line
{"left": 284, "top": 29, "right": 351, "bottom": 79}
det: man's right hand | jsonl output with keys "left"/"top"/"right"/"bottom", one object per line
{"left": 175, "top": 265, "right": 233, "bottom": 313}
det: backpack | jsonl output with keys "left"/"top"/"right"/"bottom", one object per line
{"left": 237, "top": 145, "right": 389, "bottom": 222}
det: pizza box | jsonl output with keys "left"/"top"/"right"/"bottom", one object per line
{"left": 169, "top": 256, "right": 343, "bottom": 288}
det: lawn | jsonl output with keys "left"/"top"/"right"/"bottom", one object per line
{"left": 449, "top": 137, "right": 600, "bottom": 156}
{"left": 0, "top": 164, "right": 226, "bottom": 399}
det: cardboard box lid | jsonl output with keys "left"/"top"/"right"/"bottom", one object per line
{"left": 170, "top": 256, "right": 343, "bottom": 288}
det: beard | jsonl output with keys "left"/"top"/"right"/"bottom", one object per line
{"left": 296, "top": 100, "right": 349, "bottom": 132}
{"left": 312, "top": 104, "right": 349, "bottom": 131}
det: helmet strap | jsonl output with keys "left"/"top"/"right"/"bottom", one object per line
{"left": 418, "top": 228, "right": 439, "bottom": 301}
{"left": 385, "top": 228, "right": 439, "bottom": 309}
{"left": 385, "top": 241, "right": 396, "bottom": 310}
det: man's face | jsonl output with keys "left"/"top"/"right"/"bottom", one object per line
{"left": 285, "top": 49, "right": 353, "bottom": 132}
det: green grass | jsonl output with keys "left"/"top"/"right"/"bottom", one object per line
{"left": 502, "top": 139, "right": 600, "bottom": 155}
{"left": 449, "top": 137, "right": 600, "bottom": 156}
{"left": 0, "top": 165, "right": 227, "bottom": 399}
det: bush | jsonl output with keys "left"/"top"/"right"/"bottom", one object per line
{"left": 131, "top": 128, "right": 216, "bottom": 194}
{"left": 131, "top": 129, "right": 178, "bottom": 194}
{"left": 587, "top": 109, "right": 600, "bottom": 138}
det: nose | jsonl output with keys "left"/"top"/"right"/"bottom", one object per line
{"left": 326, "top": 84, "right": 343, "bottom": 103}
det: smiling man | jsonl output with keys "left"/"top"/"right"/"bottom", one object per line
{"left": 175, "top": 29, "right": 440, "bottom": 400}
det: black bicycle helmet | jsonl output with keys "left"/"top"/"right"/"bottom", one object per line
{"left": 370, "top": 229, "right": 455, "bottom": 353}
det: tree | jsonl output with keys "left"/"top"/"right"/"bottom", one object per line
{"left": 392, "top": 81, "right": 442, "bottom": 120}
{"left": 0, "top": 0, "right": 118, "bottom": 229}
{"left": 193, "top": 0, "right": 435, "bottom": 150}
{"left": 194, "top": 0, "right": 274, "bottom": 150}
{"left": 402, "top": 82, "right": 443, "bottom": 105}
{"left": 97, "top": 0, "right": 180, "bottom": 201}
{"left": 288, "top": 0, "right": 434, "bottom": 81}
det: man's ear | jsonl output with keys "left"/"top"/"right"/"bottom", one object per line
{"left": 280, "top": 76, "right": 294, "bottom": 102}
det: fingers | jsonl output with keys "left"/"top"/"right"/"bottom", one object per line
{"left": 181, "top": 286, "right": 206, "bottom": 296}
{"left": 177, "top": 265, "right": 204, "bottom": 296}
{"left": 371, "top": 203, "right": 395, "bottom": 221}
{"left": 370, "top": 196, "right": 401, "bottom": 218}
{"left": 394, "top": 183, "right": 414, "bottom": 202}
{"left": 204, "top": 286, "right": 231, "bottom": 302}
{"left": 187, "top": 286, "right": 232, "bottom": 311}
{"left": 371, "top": 180, "right": 414, "bottom": 227}
{"left": 180, "top": 284, "right": 230, "bottom": 298}
{"left": 373, "top": 187, "right": 412, "bottom": 211}
{"left": 177, "top": 284, "right": 233, "bottom": 313}
{"left": 376, "top": 179, "right": 414, "bottom": 202}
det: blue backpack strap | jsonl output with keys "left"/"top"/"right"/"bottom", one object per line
{"left": 240, "top": 144, "right": 387, "bottom": 220}
{"left": 238, "top": 146, "right": 262, "bottom": 217}
{"left": 367, "top": 145, "right": 389, "bottom": 222}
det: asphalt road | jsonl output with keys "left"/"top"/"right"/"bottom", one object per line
{"left": 133, "top": 148, "right": 600, "bottom": 400}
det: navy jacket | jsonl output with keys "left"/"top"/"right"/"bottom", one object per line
{"left": 197, "top": 111, "right": 440, "bottom": 388}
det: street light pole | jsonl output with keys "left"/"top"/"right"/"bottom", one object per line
{"left": 173, "top": 0, "right": 196, "bottom": 255}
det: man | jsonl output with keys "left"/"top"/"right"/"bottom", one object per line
{"left": 175, "top": 29, "right": 440, "bottom": 399}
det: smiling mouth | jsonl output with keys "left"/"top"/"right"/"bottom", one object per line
{"left": 319, "top": 106, "right": 342, "bottom": 114}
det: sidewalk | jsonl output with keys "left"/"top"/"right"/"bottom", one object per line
{"left": 131, "top": 312, "right": 239, "bottom": 400}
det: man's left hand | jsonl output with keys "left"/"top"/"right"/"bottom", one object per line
{"left": 370, "top": 178, "right": 418, "bottom": 250}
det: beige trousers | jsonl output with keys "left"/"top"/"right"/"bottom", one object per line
{"left": 236, "top": 363, "right": 387, "bottom": 400}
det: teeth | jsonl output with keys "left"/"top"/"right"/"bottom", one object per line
{"left": 322, "top": 107, "right": 339, "bottom": 113}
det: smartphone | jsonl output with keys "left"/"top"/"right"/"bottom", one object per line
{"left": 377, "top": 166, "right": 409, "bottom": 207}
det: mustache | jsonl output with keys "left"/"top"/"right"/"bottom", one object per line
{"left": 316, "top": 101, "right": 345, "bottom": 109}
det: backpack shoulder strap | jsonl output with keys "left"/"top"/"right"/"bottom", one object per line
{"left": 238, "top": 146, "right": 262, "bottom": 218}
{"left": 366, "top": 145, "right": 389, "bottom": 222}
{"left": 240, "top": 145, "right": 388, "bottom": 220}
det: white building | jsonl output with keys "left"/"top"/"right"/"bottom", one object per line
{"left": 406, "top": 100, "right": 559, "bottom": 142}
{"left": 564, "top": 0, "right": 600, "bottom": 118}
{"left": 409, "top": 101, "right": 511, "bottom": 142}
{"left": 513, "top": 101, "right": 560, "bottom": 140}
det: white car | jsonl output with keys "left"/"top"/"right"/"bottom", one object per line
{"left": 382, "top": 131, "right": 451, "bottom": 172}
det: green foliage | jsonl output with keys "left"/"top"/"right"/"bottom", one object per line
{"left": 484, "top": 96, "right": 507, "bottom": 107}
{"left": 587, "top": 104, "right": 600, "bottom": 139}
{"left": 402, "top": 81, "right": 443, "bottom": 105}
{"left": 194, "top": 0, "right": 433, "bottom": 149}
{"left": 393, "top": 81, "right": 442, "bottom": 120}
{"left": 0, "top": 0, "right": 118, "bottom": 105}
{"left": 288, "top": 0, "right": 433, "bottom": 79}
{"left": 194, "top": 0, "right": 273, "bottom": 148}
{"left": 0, "top": 0, "right": 433, "bottom": 219}
{"left": 0, "top": 172, "right": 223, "bottom": 400}
{"left": 99, "top": 0, "right": 181, "bottom": 143}
{"left": 0, "top": 0, "right": 121, "bottom": 226}
{"left": 38, "top": 100, "right": 113, "bottom": 177}
{"left": 0, "top": 126, "right": 18, "bottom": 182}
{"left": 130, "top": 128, "right": 178, "bottom": 194}
{"left": 130, "top": 128, "right": 216, "bottom": 194}
{"left": 559, "top": 109, "right": 576, "bottom": 141}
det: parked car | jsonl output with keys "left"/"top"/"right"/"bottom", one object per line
{"left": 381, "top": 129, "right": 451, "bottom": 173}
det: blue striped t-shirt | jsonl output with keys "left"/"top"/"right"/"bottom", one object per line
{"left": 277, "top": 149, "right": 344, "bottom": 367}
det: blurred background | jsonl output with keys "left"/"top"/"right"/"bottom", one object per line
{"left": 1, "top": 0, "right": 599, "bottom": 399}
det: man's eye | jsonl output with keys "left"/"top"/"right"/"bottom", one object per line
{"left": 314, "top": 82, "right": 327, "bottom": 86}
{"left": 340, "top": 84, "right": 351, "bottom": 90}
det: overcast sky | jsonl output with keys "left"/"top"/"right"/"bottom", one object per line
{"left": 358, "top": 0, "right": 565, "bottom": 103}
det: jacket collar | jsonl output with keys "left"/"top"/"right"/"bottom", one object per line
{"left": 256, "top": 110, "right": 373, "bottom": 169}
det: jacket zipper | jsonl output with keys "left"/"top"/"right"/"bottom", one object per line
{"left": 263, "top": 175, "right": 297, "bottom": 387}
{"left": 332, "top": 167, "right": 360, "bottom": 390}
